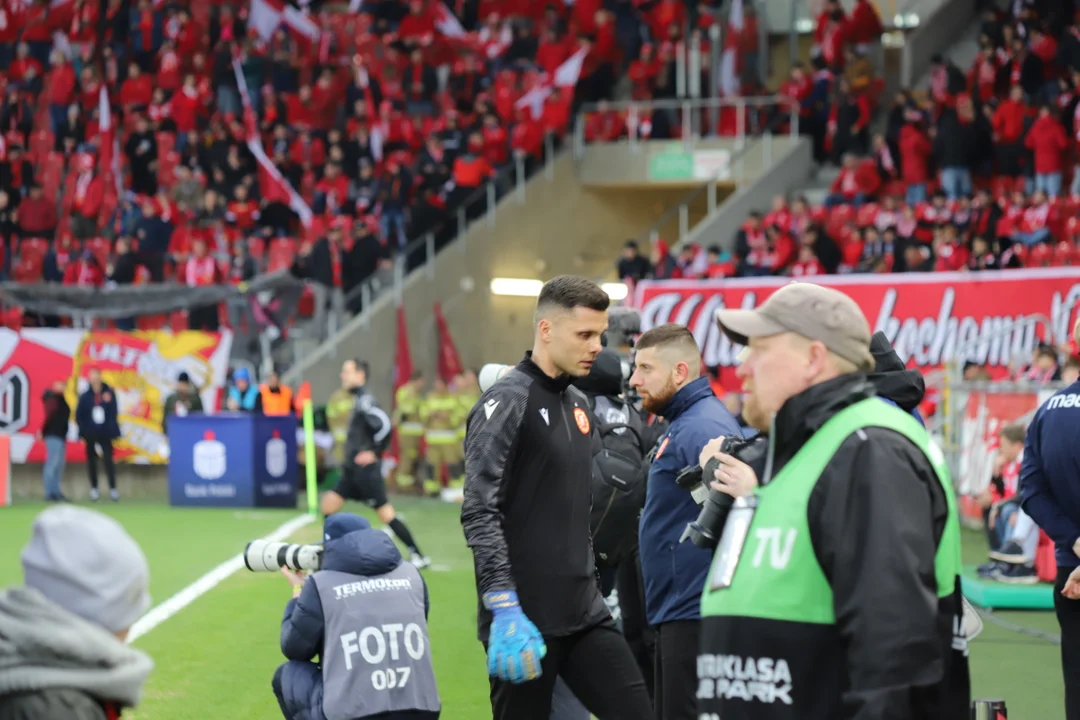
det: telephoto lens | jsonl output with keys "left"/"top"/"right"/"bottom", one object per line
{"left": 243, "top": 540, "right": 323, "bottom": 572}
{"left": 681, "top": 457, "right": 736, "bottom": 550}
{"left": 680, "top": 434, "right": 769, "bottom": 549}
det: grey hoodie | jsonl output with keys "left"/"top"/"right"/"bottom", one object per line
{"left": 0, "top": 587, "right": 154, "bottom": 714}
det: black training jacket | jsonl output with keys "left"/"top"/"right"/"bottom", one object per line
{"left": 461, "top": 353, "right": 610, "bottom": 642}
{"left": 344, "top": 385, "right": 393, "bottom": 462}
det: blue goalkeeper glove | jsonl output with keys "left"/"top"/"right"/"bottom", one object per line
{"left": 484, "top": 591, "right": 547, "bottom": 684}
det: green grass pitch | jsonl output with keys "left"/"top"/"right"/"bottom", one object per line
{"left": 0, "top": 498, "right": 1065, "bottom": 719}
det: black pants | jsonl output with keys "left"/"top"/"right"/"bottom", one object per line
{"left": 653, "top": 620, "right": 698, "bottom": 720}
{"left": 1055, "top": 567, "right": 1080, "bottom": 720}
{"left": 489, "top": 620, "right": 652, "bottom": 720}
{"left": 617, "top": 549, "right": 656, "bottom": 700}
{"left": 85, "top": 439, "right": 116, "bottom": 491}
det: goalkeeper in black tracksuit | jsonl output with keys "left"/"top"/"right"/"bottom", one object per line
{"left": 460, "top": 276, "right": 652, "bottom": 720}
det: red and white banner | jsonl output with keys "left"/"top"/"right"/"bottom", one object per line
{"left": 0, "top": 329, "right": 232, "bottom": 465}
{"left": 635, "top": 268, "right": 1080, "bottom": 386}
{"left": 249, "top": 0, "right": 320, "bottom": 43}
{"left": 516, "top": 47, "right": 588, "bottom": 118}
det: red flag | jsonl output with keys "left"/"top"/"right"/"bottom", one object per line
{"left": 434, "top": 302, "right": 463, "bottom": 382}
{"left": 394, "top": 304, "right": 414, "bottom": 392}
{"left": 389, "top": 304, "right": 414, "bottom": 464}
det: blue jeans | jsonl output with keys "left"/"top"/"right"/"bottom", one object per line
{"left": 906, "top": 183, "right": 927, "bottom": 206}
{"left": 49, "top": 104, "right": 68, "bottom": 136}
{"left": 43, "top": 436, "right": 66, "bottom": 499}
{"left": 216, "top": 86, "right": 240, "bottom": 116}
{"left": 940, "top": 167, "right": 972, "bottom": 200}
{"left": 381, "top": 208, "right": 408, "bottom": 251}
{"left": 824, "top": 192, "right": 865, "bottom": 208}
{"left": 1015, "top": 227, "right": 1052, "bottom": 246}
{"left": 994, "top": 503, "right": 1018, "bottom": 548}
{"left": 1035, "top": 172, "right": 1063, "bottom": 198}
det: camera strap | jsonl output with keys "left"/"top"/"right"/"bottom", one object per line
{"left": 707, "top": 494, "right": 760, "bottom": 592}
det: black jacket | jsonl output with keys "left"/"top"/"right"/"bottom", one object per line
{"left": 40, "top": 390, "right": 70, "bottom": 439}
{"left": 701, "top": 374, "right": 968, "bottom": 720}
{"left": 461, "top": 353, "right": 610, "bottom": 642}
{"left": 866, "top": 331, "right": 925, "bottom": 412}
{"left": 344, "top": 386, "right": 392, "bottom": 463}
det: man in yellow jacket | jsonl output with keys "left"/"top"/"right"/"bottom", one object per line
{"left": 420, "top": 377, "right": 462, "bottom": 497}
{"left": 392, "top": 371, "right": 425, "bottom": 490}
{"left": 452, "top": 370, "right": 480, "bottom": 490}
{"left": 325, "top": 375, "right": 356, "bottom": 468}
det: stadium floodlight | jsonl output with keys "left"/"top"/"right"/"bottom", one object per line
{"left": 490, "top": 278, "right": 629, "bottom": 300}
{"left": 601, "top": 283, "right": 629, "bottom": 301}
{"left": 490, "top": 278, "right": 544, "bottom": 296}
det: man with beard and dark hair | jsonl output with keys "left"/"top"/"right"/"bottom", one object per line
{"left": 461, "top": 275, "right": 652, "bottom": 720}
{"left": 628, "top": 323, "right": 743, "bottom": 720}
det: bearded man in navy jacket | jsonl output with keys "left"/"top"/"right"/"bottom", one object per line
{"left": 1020, "top": 318, "right": 1080, "bottom": 720}
{"left": 628, "top": 324, "right": 744, "bottom": 720}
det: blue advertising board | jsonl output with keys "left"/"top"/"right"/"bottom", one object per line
{"left": 167, "top": 413, "right": 298, "bottom": 508}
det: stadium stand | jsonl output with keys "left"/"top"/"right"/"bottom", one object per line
{"left": 0, "top": 0, "right": 719, "bottom": 334}
{"left": 613, "top": 0, "right": 1080, "bottom": 283}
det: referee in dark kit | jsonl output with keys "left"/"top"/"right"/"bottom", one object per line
{"left": 321, "top": 358, "right": 430, "bottom": 570}
{"left": 461, "top": 275, "right": 652, "bottom": 720}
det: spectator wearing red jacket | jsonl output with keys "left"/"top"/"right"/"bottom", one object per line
{"left": 584, "top": 101, "right": 625, "bottom": 143}
{"left": 1014, "top": 190, "right": 1054, "bottom": 246}
{"left": 481, "top": 114, "right": 509, "bottom": 168}
{"left": 824, "top": 154, "right": 878, "bottom": 207}
{"left": 898, "top": 114, "right": 932, "bottom": 206}
{"left": 1025, "top": 104, "right": 1068, "bottom": 198}
{"left": 63, "top": 249, "right": 105, "bottom": 289}
{"left": 119, "top": 62, "right": 153, "bottom": 112}
{"left": 398, "top": 0, "right": 436, "bottom": 49}
{"left": 790, "top": 245, "right": 825, "bottom": 277}
{"left": 46, "top": 51, "right": 76, "bottom": 136}
{"left": 993, "top": 85, "right": 1029, "bottom": 178}
{"left": 70, "top": 156, "right": 103, "bottom": 240}
{"left": 845, "top": 0, "right": 883, "bottom": 51}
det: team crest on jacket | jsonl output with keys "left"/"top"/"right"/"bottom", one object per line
{"left": 574, "top": 407, "right": 590, "bottom": 434}
{"left": 656, "top": 437, "right": 669, "bottom": 459}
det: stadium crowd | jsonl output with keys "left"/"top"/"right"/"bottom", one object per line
{"left": 613, "top": 0, "right": 1080, "bottom": 284}
{"left": 0, "top": 0, "right": 723, "bottom": 331}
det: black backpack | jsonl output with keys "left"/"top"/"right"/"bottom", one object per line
{"left": 586, "top": 394, "right": 649, "bottom": 569}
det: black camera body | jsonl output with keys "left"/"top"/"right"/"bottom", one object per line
{"left": 680, "top": 434, "right": 768, "bottom": 550}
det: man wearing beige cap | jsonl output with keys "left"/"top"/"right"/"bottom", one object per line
{"left": 694, "top": 282, "right": 969, "bottom": 720}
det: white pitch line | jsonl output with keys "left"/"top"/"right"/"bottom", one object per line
{"left": 126, "top": 513, "right": 316, "bottom": 644}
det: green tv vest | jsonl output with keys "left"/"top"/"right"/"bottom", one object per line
{"left": 697, "top": 398, "right": 961, "bottom": 719}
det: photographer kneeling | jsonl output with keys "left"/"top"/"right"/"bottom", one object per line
{"left": 273, "top": 513, "right": 441, "bottom": 720}
{"left": 690, "top": 283, "right": 969, "bottom": 720}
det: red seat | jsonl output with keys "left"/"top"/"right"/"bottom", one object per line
{"left": 17, "top": 237, "right": 49, "bottom": 264}
{"left": 248, "top": 236, "right": 267, "bottom": 260}
{"left": 1054, "top": 241, "right": 1080, "bottom": 266}
{"left": 85, "top": 237, "right": 111, "bottom": 268}
{"left": 11, "top": 257, "right": 43, "bottom": 283}
{"left": 855, "top": 202, "right": 879, "bottom": 227}
{"left": 267, "top": 238, "right": 297, "bottom": 272}
{"left": 1028, "top": 243, "right": 1054, "bottom": 267}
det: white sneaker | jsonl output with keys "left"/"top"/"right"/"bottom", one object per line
{"left": 109, "top": 489, "right": 119, "bottom": 502}
{"left": 410, "top": 554, "right": 432, "bottom": 570}
{"left": 89, "top": 488, "right": 100, "bottom": 502}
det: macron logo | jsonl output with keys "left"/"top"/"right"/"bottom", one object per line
{"left": 540, "top": 408, "right": 549, "bottom": 425}
{"left": 484, "top": 399, "right": 500, "bottom": 420}
{"left": 1047, "top": 393, "right": 1080, "bottom": 411}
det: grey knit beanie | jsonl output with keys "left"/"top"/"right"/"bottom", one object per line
{"left": 21, "top": 506, "right": 151, "bottom": 634}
